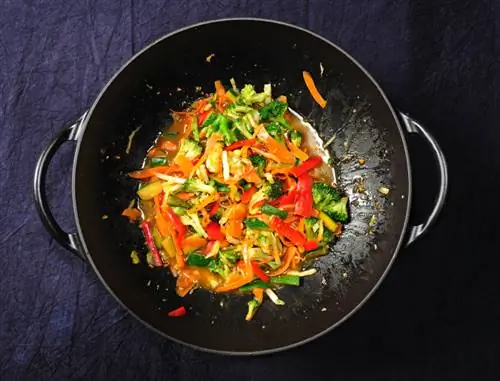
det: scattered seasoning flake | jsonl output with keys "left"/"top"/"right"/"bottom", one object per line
{"left": 358, "top": 159, "right": 365, "bottom": 165}
{"left": 321, "top": 307, "right": 327, "bottom": 312}
{"left": 378, "top": 186, "right": 390, "bottom": 196}
{"left": 342, "top": 272, "right": 348, "bottom": 278}
{"left": 320, "top": 62, "right": 324, "bottom": 77}
{"left": 195, "top": 86, "right": 202, "bottom": 92}
{"left": 147, "top": 280, "right": 151, "bottom": 287}
{"left": 206, "top": 53, "right": 215, "bottom": 63}
{"left": 374, "top": 243, "right": 378, "bottom": 250}
{"left": 126, "top": 126, "right": 141, "bottom": 154}
{"left": 369, "top": 215, "right": 378, "bottom": 226}
{"left": 130, "top": 250, "right": 140, "bottom": 264}
{"left": 323, "top": 134, "right": 336, "bottom": 148}
{"left": 101, "top": 214, "right": 109, "bottom": 220}
{"left": 321, "top": 277, "right": 327, "bottom": 285}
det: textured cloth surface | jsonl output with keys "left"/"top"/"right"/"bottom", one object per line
{"left": 1, "top": 1, "right": 499, "bottom": 380}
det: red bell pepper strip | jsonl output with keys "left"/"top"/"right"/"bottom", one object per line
{"left": 140, "top": 221, "right": 163, "bottom": 266}
{"left": 164, "top": 206, "right": 186, "bottom": 248}
{"left": 168, "top": 306, "right": 186, "bottom": 317}
{"left": 277, "top": 188, "right": 298, "bottom": 206}
{"left": 206, "top": 222, "right": 225, "bottom": 241}
{"left": 295, "top": 173, "right": 314, "bottom": 217}
{"left": 251, "top": 261, "right": 270, "bottom": 282}
{"left": 208, "top": 201, "right": 220, "bottom": 217}
{"left": 303, "top": 240, "right": 319, "bottom": 252}
{"left": 241, "top": 186, "right": 257, "bottom": 204}
{"left": 269, "top": 216, "right": 307, "bottom": 245}
{"left": 290, "top": 156, "right": 323, "bottom": 177}
{"left": 224, "top": 139, "right": 256, "bottom": 151}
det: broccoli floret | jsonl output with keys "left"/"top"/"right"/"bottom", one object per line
{"left": 327, "top": 196, "right": 349, "bottom": 223}
{"left": 312, "top": 182, "right": 342, "bottom": 207}
{"left": 245, "top": 299, "right": 260, "bottom": 321}
{"left": 265, "top": 121, "right": 286, "bottom": 142}
{"left": 264, "top": 180, "right": 284, "bottom": 200}
{"left": 312, "top": 182, "right": 349, "bottom": 223}
{"left": 219, "top": 249, "right": 240, "bottom": 265}
{"left": 233, "top": 119, "right": 253, "bottom": 139}
{"left": 180, "top": 213, "right": 207, "bottom": 237}
{"left": 240, "top": 84, "right": 270, "bottom": 105}
{"left": 178, "top": 138, "right": 202, "bottom": 160}
{"left": 208, "top": 258, "right": 230, "bottom": 278}
{"left": 248, "top": 180, "right": 283, "bottom": 212}
{"left": 183, "top": 178, "right": 216, "bottom": 194}
{"left": 259, "top": 100, "right": 290, "bottom": 128}
{"left": 290, "top": 130, "right": 303, "bottom": 147}
{"left": 249, "top": 154, "right": 267, "bottom": 176}
{"left": 304, "top": 217, "right": 335, "bottom": 246}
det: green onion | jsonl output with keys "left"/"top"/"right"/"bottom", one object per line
{"left": 244, "top": 218, "right": 269, "bottom": 230}
{"left": 270, "top": 275, "right": 301, "bottom": 286}
{"left": 151, "top": 156, "right": 167, "bottom": 167}
{"left": 261, "top": 204, "right": 288, "bottom": 219}
{"left": 239, "top": 279, "right": 270, "bottom": 292}
{"left": 164, "top": 131, "right": 178, "bottom": 137}
{"left": 201, "top": 113, "right": 218, "bottom": 128}
{"left": 192, "top": 117, "right": 200, "bottom": 141}
{"left": 186, "top": 253, "right": 210, "bottom": 267}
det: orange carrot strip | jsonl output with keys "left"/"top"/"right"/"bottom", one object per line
{"left": 128, "top": 165, "right": 180, "bottom": 179}
{"left": 303, "top": 70, "right": 327, "bottom": 108}
{"left": 252, "top": 288, "right": 264, "bottom": 304}
{"left": 121, "top": 207, "right": 141, "bottom": 221}
{"left": 285, "top": 138, "right": 309, "bottom": 161}
{"left": 269, "top": 246, "right": 296, "bottom": 276}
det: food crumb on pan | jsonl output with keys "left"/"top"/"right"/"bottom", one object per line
{"left": 195, "top": 86, "right": 202, "bottom": 92}
{"left": 358, "top": 159, "right": 365, "bottom": 165}
{"left": 320, "top": 62, "right": 324, "bottom": 77}
{"left": 262, "top": 325, "right": 266, "bottom": 329}
{"left": 321, "top": 277, "right": 327, "bottom": 285}
{"left": 206, "top": 53, "right": 215, "bottom": 62}
{"left": 378, "top": 186, "right": 390, "bottom": 196}
{"left": 130, "top": 250, "right": 140, "bottom": 264}
{"left": 126, "top": 126, "right": 141, "bottom": 154}
{"left": 147, "top": 280, "right": 151, "bottom": 287}
{"left": 101, "top": 214, "right": 108, "bottom": 220}
{"left": 321, "top": 307, "right": 327, "bottom": 312}
{"left": 373, "top": 243, "right": 378, "bottom": 250}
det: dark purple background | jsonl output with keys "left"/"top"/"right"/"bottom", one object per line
{"left": 1, "top": 1, "right": 499, "bottom": 380}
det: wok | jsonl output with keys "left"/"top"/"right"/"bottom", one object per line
{"left": 33, "top": 18, "right": 448, "bottom": 355}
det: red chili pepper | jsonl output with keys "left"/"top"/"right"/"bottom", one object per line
{"left": 168, "top": 306, "right": 186, "bottom": 317}
{"left": 140, "top": 221, "right": 162, "bottom": 266}
{"left": 295, "top": 173, "right": 314, "bottom": 217}
{"left": 269, "top": 216, "right": 307, "bottom": 245}
{"left": 164, "top": 206, "right": 186, "bottom": 247}
{"left": 278, "top": 188, "right": 298, "bottom": 207}
{"left": 224, "top": 139, "right": 256, "bottom": 151}
{"left": 198, "top": 111, "right": 210, "bottom": 126}
{"left": 303, "top": 240, "right": 319, "bottom": 252}
{"left": 251, "top": 261, "right": 269, "bottom": 282}
{"left": 241, "top": 186, "right": 257, "bottom": 204}
{"left": 290, "top": 156, "right": 323, "bottom": 177}
{"left": 208, "top": 201, "right": 220, "bottom": 217}
{"left": 206, "top": 222, "right": 225, "bottom": 241}
{"left": 158, "top": 191, "right": 165, "bottom": 206}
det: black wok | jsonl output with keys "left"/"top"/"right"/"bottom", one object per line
{"left": 33, "top": 18, "right": 448, "bottom": 355}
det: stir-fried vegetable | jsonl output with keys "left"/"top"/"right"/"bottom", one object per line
{"left": 126, "top": 79, "right": 349, "bottom": 321}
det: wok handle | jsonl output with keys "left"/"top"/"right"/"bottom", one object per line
{"left": 400, "top": 112, "right": 448, "bottom": 246}
{"left": 400, "top": 113, "right": 449, "bottom": 245}
{"left": 33, "top": 115, "right": 86, "bottom": 260}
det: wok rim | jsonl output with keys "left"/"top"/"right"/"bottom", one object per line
{"left": 71, "top": 17, "right": 413, "bottom": 356}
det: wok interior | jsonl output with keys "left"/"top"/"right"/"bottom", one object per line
{"left": 74, "top": 20, "right": 410, "bottom": 353}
